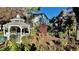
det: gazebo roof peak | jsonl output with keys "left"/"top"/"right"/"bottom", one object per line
{"left": 16, "top": 14, "right": 20, "bottom": 18}
{"left": 11, "top": 14, "right": 25, "bottom": 22}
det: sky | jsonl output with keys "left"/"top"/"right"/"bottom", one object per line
{"left": 40, "top": 7, "right": 66, "bottom": 19}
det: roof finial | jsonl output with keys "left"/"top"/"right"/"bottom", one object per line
{"left": 16, "top": 14, "right": 20, "bottom": 18}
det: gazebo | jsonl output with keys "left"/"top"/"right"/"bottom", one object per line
{"left": 3, "top": 15, "right": 30, "bottom": 43}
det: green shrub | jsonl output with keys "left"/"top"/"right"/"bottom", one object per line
{"left": 60, "top": 38, "right": 68, "bottom": 46}
{"left": 21, "top": 36, "right": 31, "bottom": 51}
{"left": 6, "top": 39, "right": 18, "bottom": 51}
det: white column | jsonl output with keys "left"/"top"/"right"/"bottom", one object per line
{"left": 20, "top": 27, "right": 22, "bottom": 43}
{"left": 7, "top": 26, "right": 10, "bottom": 40}
{"left": 3, "top": 26, "right": 5, "bottom": 36}
{"left": 28, "top": 26, "right": 30, "bottom": 34}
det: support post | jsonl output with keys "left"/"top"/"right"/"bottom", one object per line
{"left": 7, "top": 26, "right": 10, "bottom": 40}
{"left": 20, "top": 27, "right": 22, "bottom": 43}
{"left": 28, "top": 26, "right": 30, "bottom": 34}
{"left": 3, "top": 26, "right": 5, "bottom": 36}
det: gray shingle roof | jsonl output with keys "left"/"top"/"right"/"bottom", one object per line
{"left": 3, "top": 15, "right": 30, "bottom": 28}
{"left": 3, "top": 22, "right": 29, "bottom": 26}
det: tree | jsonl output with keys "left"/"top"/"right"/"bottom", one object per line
{"left": 23, "top": 7, "right": 40, "bottom": 23}
{"left": 0, "top": 7, "right": 40, "bottom": 22}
